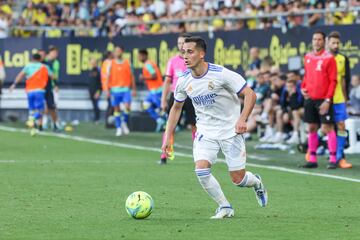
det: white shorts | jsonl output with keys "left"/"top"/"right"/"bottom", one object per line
{"left": 193, "top": 133, "right": 246, "bottom": 171}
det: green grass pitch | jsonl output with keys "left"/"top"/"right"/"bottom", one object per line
{"left": 0, "top": 123, "right": 359, "bottom": 240}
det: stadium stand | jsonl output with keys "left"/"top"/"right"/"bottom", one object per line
{"left": 4, "top": 0, "right": 360, "bottom": 37}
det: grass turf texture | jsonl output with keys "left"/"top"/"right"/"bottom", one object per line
{"left": 0, "top": 123, "right": 359, "bottom": 240}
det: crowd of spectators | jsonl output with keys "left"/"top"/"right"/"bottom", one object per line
{"left": 0, "top": 0, "right": 360, "bottom": 38}
{"left": 242, "top": 46, "right": 360, "bottom": 145}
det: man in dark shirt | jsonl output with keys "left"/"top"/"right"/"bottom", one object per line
{"left": 39, "top": 48, "right": 60, "bottom": 131}
{"left": 89, "top": 58, "right": 102, "bottom": 123}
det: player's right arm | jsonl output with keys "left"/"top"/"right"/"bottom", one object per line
{"left": 301, "top": 55, "right": 309, "bottom": 99}
{"left": 162, "top": 100, "right": 184, "bottom": 155}
{"left": 10, "top": 71, "right": 26, "bottom": 92}
{"left": 344, "top": 55, "right": 351, "bottom": 100}
{"left": 161, "top": 75, "right": 172, "bottom": 111}
{"left": 161, "top": 59, "right": 174, "bottom": 110}
{"left": 162, "top": 76, "right": 186, "bottom": 155}
{"left": 102, "top": 61, "right": 112, "bottom": 98}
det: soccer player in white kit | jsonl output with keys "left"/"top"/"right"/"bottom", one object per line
{"left": 162, "top": 37, "right": 268, "bottom": 219}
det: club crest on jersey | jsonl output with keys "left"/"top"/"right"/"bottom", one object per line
{"left": 316, "top": 60, "right": 323, "bottom": 71}
{"left": 208, "top": 81, "right": 215, "bottom": 90}
{"left": 187, "top": 84, "right": 193, "bottom": 93}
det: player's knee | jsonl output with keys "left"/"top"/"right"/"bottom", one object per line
{"left": 321, "top": 124, "right": 334, "bottom": 134}
{"left": 230, "top": 170, "right": 246, "bottom": 185}
{"left": 195, "top": 160, "right": 211, "bottom": 170}
{"left": 337, "top": 122, "right": 345, "bottom": 131}
{"left": 283, "top": 113, "right": 289, "bottom": 123}
{"left": 308, "top": 124, "right": 318, "bottom": 133}
{"left": 113, "top": 106, "right": 120, "bottom": 112}
{"left": 231, "top": 176, "right": 244, "bottom": 185}
{"left": 124, "top": 104, "right": 131, "bottom": 113}
{"left": 113, "top": 111, "right": 121, "bottom": 117}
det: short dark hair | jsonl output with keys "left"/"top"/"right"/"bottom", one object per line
{"left": 184, "top": 36, "right": 207, "bottom": 53}
{"left": 279, "top": 74, "right": 287, "bottom": 81}
{"left": 105, "top": 51, "right": 112, "bottom": 58}
{"left": 289, "top": 70, "right": 300, "bottom": 76}
{"left": 48, "top": 45, "right": 58, "bottom": 52}
{"left": 139, "top": 49, "right": 148, "bottom": 56}
{"left": 32, "top": 53, "right": 41, "bottom": 61}
{"left": 328, "top": 31, "right": 341, "bottom": 40}
{"left": 313, "top": 30, "right": 326, "bottom": 40}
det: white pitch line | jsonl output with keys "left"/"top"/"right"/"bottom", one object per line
{"left": 247, "top": 163, "right": 360, "bottom": 183}
{"left": 0, "top": 160, "right": 16, "bottom": 163}
{"left": 0, "top": 125, "right": 359, "bottom": 183}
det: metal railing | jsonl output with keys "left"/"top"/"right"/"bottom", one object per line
{"left": 10, "top": 6, "right": 360, "bottom": 38}
{"left": 125, "top": 6, "right": 360, "bottom": 26}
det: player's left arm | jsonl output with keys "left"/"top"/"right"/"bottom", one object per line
{"left": 52, "top": 60, "right": 60, "bottom": 90}
{"left": 222, "top": 67, "right": 256, "bottom": 134}
{"left": 237, "top": 86, "right": 257, "bottom": 134}
{"left": 143, "top": 63, "right": 157, "bottom": 80}
{"left": 344, "top": 55, "right": 351, "bottom": 100}
{"left": 325, "top": 56, "right": 337, "bottom": 100}
{"left": 10, "top": 71, "right": 26, "bottom": 91}
{"left": 130, "top": 65, "right": 137, "bottom": 96}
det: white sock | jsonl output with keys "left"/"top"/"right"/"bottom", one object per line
{"left": 195, "top": 168, "right": 230, "bottom": 207}
{"left": 237, "top": 171, "right": 261, "bottom": 189}
{"left": 261, "top": 112, "right": 268, "bottom": 119}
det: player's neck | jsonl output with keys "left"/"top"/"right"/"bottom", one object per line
{"left": 330, "top": 50, "right": 338, "bottom": 55}
{"left": 314, "top": 48, "right": 324, "bottom": 55}
{"left": 191, "top": 62, "right": 208, "bottom": 77}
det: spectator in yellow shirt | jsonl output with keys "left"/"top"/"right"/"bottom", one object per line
{"left": 333, "top": 11, "right": 356, "bottom": 25}
{"left": 0, "top": 2, "right": 12, "bottom": 16}
{"left": 22, "top": 1, "right": 36, "bottom": 25}
{"left": 32, "top": 6, "right": 47, "bottom": 25}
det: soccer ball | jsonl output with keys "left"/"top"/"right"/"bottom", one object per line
{"left": 125, "top": 191, "right": 154, "bottom": 219}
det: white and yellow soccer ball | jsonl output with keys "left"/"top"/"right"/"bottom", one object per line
{"left": 125, "top": 191, "right": 154, "bottom": 219}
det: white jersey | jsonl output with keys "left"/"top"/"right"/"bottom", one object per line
{"left": 174, "top": 63, "right": 247, "bottom": 140}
